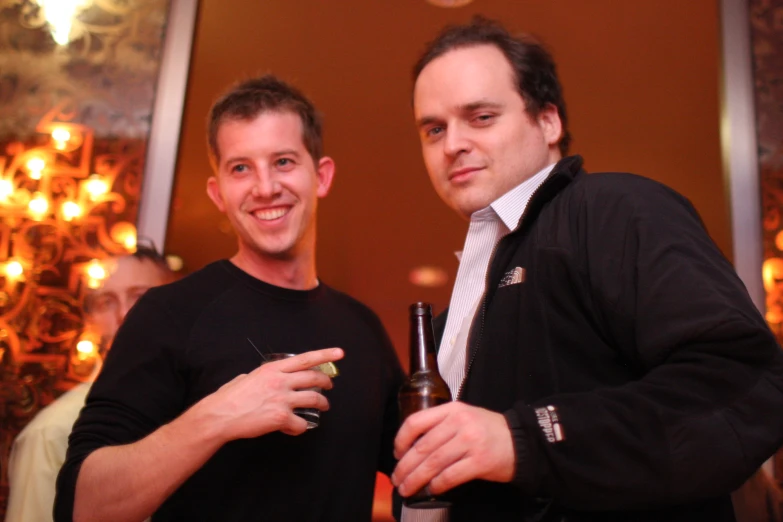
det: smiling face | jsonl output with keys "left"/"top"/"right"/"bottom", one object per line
{"left": 414, "top": 44, "right": 563, "bottom": 219}
{"left": 207, "top": 110, "right": 334, "bottom": 267}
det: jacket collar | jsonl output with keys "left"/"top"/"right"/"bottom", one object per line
{"left": 512, "top": 155, "right": 584, "bottom": 232}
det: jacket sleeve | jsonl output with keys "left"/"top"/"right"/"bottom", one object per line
{"left": 505, "top": 176, "right": 783, "bottom": 510}
{"left": 53, "top": 292, "right": 187, "bottom": 522}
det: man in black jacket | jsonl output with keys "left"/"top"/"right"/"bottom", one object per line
{"left": 391, "top": 17, "right": 783, "bottom": 522}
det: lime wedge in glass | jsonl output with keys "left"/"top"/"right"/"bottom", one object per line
{"left": 317, "top": 362, "right": 339, "bottom": 378}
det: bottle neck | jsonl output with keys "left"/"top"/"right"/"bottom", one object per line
{"left": 410, "top": 314, "right": 438, "bottom": 373}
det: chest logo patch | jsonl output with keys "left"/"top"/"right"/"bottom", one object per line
{"left": 498, "top": 266, "right": 525, "bottom": 288}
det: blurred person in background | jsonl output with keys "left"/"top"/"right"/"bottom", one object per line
{"left": 5, "top": 246, "right": 176, "bottom": 522}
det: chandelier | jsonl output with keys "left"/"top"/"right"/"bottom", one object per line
{"left": 32, "top": 0, "right": 92, "bottom": 46}
{"left": 0, "top": 98, "right": 139, "bottom": 410}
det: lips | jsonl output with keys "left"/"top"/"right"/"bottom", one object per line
{"left": 448, "top": 166, "right": 483, "bottom": 183}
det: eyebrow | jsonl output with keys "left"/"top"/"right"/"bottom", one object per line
{"left": 272, "top": 149, "right": 302, "bottom": 158}
{"left": 222, "top": 155, "right": 253, "bottom": 168}
{"left": 416, "top": 100, "right": 504, "bottom": 129}
{"left": 461, "top": 100, "right": 503, "bottom": 112}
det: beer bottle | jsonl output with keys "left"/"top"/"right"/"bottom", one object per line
{"left": 398, "top": 301, "right": 452, "bottom": 509}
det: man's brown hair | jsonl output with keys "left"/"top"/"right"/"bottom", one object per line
{"left": 207, "top": 75, "right": 323, "bottom": 168}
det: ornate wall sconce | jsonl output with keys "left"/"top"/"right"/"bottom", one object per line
{"left": 0, "top": 98, "right": 141, "bottom": 420}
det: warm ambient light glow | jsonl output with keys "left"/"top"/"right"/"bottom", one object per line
{"left": 110, "top": 222, "right": 137, "bottom": 250}
{"left": 166, "top": 255, "right": 184, "bottom": 272}
{"left": 36, "top": 0, "right": 91, "bottom": 46}
{"left": 4, "top": 260, "right": 24, "bottom": 279}
{"left": 76, "top": 339, "right": 96, "bottom": 354}
{"left": 426, "top": 0, "right": 473, "bottom": 6}
{"left": 409, "top": 266, "right": 449, "bottom": 287}
{"left": 763, "top": 258, "right": 783, "bottom": 293}
{"left": 86, "top": 259, "right": 106, "bottom": 281}
{"left": 52, "top": 127, "right": 71, "bottom": 150}
{"left": 85, "top": 174, "right": 109, "bottom": 198}
{"left": 27, "top": 157, "right": 45, "bottom": 179}
{"left": 0, "top": 179, "right": 13, "bottom": 200}
{"left": 28, "top": 192, "right": 49, "bottom": 215}
{"left": 51, "top": 128, "right": 71, "bottom": 142}
{"left": 61, "top": 201, "right": 82, "bottom": 221}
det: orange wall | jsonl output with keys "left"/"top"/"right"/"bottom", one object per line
{"left": 166, "top": 0, "right": 727, "bottom": 361}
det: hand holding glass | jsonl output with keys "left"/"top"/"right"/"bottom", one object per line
{"left": 262, "top": 352, "right": 339, "bottom": 429}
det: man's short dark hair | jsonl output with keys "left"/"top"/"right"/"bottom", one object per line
{"left": 413, "top": 16, "right": 571, "bottom": 156}
{"left": 207, "top": 74, "right": 323, "bottom": 167}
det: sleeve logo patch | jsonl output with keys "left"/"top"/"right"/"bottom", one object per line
{"left": 535, "top": 405, "right": 565, "bottom": 443}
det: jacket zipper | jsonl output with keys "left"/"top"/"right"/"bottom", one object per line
{"left": 455, "top": 178, "right": 552, "bottom": 401}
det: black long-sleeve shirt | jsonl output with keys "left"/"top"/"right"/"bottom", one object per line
{"left": 55, "top": 260, "right": 404, "bottom": 521}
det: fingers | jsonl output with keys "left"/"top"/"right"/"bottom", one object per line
{"left": 285, "top": 369, "right": 334, "bottom": 391}
{"left": 391, "top": 403, "right": 517, "bottom": 497}
{"left": 392, "top": 408, "right": 460, "bottom": 496}
{"left": 289, "top": 390, "right": 330, "bottom": 412}
{"left": 428, "top": 458, "right": 476, "bottom": 495}
{"left": 394, "top": 404, "right": 452, "bottom": 459}
{"left": 398, "top": 442, "right": 468, "bottom": 497}
{"left": 278, "top": 348, "right": 344, "bottom": 373}
{"left": 279, "top": 413, "right": 309, "bottom": 436}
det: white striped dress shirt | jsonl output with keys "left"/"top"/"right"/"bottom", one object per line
{"left": 401, "top": 163, "right": 554, "bottom": 522}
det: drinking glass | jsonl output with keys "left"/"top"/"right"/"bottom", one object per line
{"left": 263, "top": 353, "right": 323, "bottom": 429}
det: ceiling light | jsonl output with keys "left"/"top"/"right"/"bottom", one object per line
{"left": 426, "top": 0, "right": 473, "bottom": 7}
{"left": 409, "top": 266, "right": 449, "bottom": 287}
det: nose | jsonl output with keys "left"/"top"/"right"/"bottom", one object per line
{"left": 251, "top": 169, "right": 282, "bottom": 199}
{"left": 443, "top": 123, "right": 471, "bottom": 157}
{"left": 116, "top": 302, "right": 129, "bottom": 325}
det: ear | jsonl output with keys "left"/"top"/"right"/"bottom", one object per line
{"left": 315, "top": 156, "right": 336, "bottom": 198}
{"left": 206, "top": 176, "right": 226, "bottom": 212}
{"left": 537, "top": 103, "right": 563, "bottom": 149}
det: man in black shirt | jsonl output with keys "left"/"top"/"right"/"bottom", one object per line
{"left": 55, "top": 76, "right": 404, "bottom": 522}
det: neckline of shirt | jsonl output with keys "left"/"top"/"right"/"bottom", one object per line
{"left": 218, "top": 259, "right": 326, "bottom": 301}
{"left": 455, "top": 163, "right": 556, "bottom": 259}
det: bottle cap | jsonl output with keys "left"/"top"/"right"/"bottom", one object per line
{"left": 409, "top": 302, "right": 433, "bottom": 316}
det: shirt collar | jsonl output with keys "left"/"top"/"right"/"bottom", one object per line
{"left": 490, "top": 163, "right": 556, "bottom": 231}
{"left": 455, "top": 163, "right": 556, "bottom": 260}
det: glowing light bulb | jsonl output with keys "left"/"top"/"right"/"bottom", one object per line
{"left": 28, "top": 192, "right": 49, "bottom": 216}
{"left": 86, "top": 259, "right": 106, "bottom": 281}
{"left": 86, "top": 277, "right": 101, "bottom": 289}
{"left": 52, "top": 128, "right": 71, "bottom": 142}
{"left": 85, "top": 174, "right": 108, "bottom": 199}
{"left": 61, "top": 201, "right": 82, "bottom": 221}
{"left": 409, "top": 266, "right": 449, "bottom": 287}
{"left": 27, "top": 157, "right": 45, "bottom": 179}
{"left": 76, "top": 339, "right": 95, "bottom": 354}
{"left": 4, "top": 261, "right": 23, "bottom": 279}
{"left": 38, "top": 0, "right": 90, "bottom": 46}
{"left": 166, "top": 255, "right": 184, "bottom": 272}
{"left": 52, "top": 127, "right": 71, "bottom": 150}
{"left": 110, "top": 222, "right": 137, "bottom": 251}
{"left": 0, "top": 179, "right": 13, "bottom": 200}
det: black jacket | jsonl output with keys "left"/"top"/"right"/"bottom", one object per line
{"left": 435, "top": 156, "right": 783, "bottom": 522}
